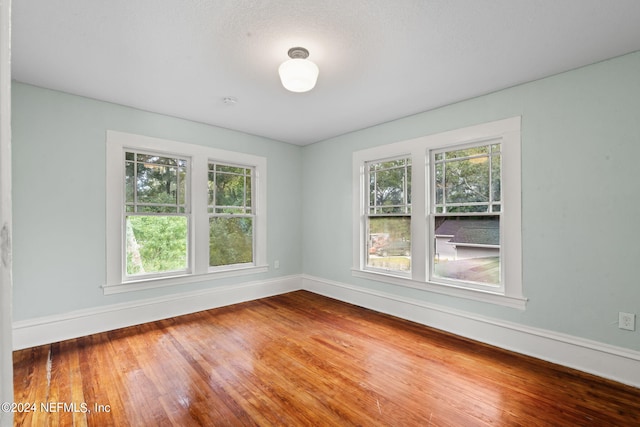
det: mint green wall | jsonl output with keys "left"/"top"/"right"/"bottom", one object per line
{"left": 302, "top": 51, "right": 640, "bottom": 351}
{"left": 12, "top": 83, "right": 303, "bottom": 320}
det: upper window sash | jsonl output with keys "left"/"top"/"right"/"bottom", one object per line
{"left": 126, "top": 150, "right": 190, "bottom": 214}
{"left": 432, "top": 140, "right": 502, "bottom": 215}
{"left": 366, "top": 156, "right": 412, "bottom": 215}
{"left": 208, "top": 162, "right": 253, "bottom": 215}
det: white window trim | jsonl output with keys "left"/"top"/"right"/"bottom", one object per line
{"left": 105, "top": 131, "right": 267, "bottom": 295}
{"left": 352, "top": 117, "right": 525, "bottom": 309}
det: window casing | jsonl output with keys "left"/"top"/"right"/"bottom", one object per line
{"left": 106, "top": 131, "right": 267, "bottom": 295}
{"left": 352, "top": 117, "right": 524, "bottom": 309}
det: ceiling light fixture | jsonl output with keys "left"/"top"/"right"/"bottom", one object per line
{"left": 278, "top": 47, "right": 319, "bottom": 93}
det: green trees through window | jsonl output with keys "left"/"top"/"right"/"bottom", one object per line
{"left": 208, "top": 163, "right": 254, "bottom": 267}
{"left": 125, "top": 152, "right": 189, "bottom": 276}
{"left": 126, "top": 216, "right": 188, "bottom": 275}
{"left": 124, "top": 153, "right": 257, "bottom": 276}
{"left": 107, "top": 131, "right": 267, "bottom": 292}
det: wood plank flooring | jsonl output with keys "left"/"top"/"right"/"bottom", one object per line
{"left": 13, "top": 290, "right": 640, "bottom": 426}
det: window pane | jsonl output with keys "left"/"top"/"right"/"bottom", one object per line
{"left": 126, "top": 215, "right": 188, "bottom": 275}
{"left": 209, "top": 164, "right": 252, "bottom": 213}
{"left": 444, "top": 157, "right": 490, "bottom": 204}
{"left": 373, "top": 168, "right": 406, "bottom": 207}
{"left": 137, "top": 205, "right": 180, "bottom": 213}
{"left": 433, "top": 215, "right": 500, "bottom": 285}
{"left": 435, "top": 162, "right": 443, "bottom": 205}
{"left": 368, "top": 158, "right": 410, "bottom": 215}
{"left": 215, "top": 172, "right": 245, "bottom": 207}
{"left": 491, "top": 154, "right": 501, "bottom": 202}
{"left": 208, "top": 171, "right": 215, "bottom": 206}
{"left": 136, "top": 154, "right": 177, "bottom": 166}
{"left": 378, "top": 206, "right": 409, "bottom": 214}
{"left": 136, "top": 163, "right": 178, "bottom": 205}
{"left": 434, "top": 143, "right": 501, "bottom": 214}
{"left": 446, "top": 205, "right": 489, "bottom": 213}
{"left": 178, "top": 167, "right": 187, "bottom": 206}
{"left": 246, "top": 174, "right": 252, "bottom": 210}
{"left": 369, "top": 173, "right": 376, "bottom": 208}
{"left": 209, "top": 217, "right": 253, "bottom": 266}
{"left": 214, "top": 207, "right": 246, "bottom": 214}
{"left": 126, "top": 151, "right": 188, "bottom": 216}
{"left": 370, "top": 159, "right": 407, "bottom": 172}
{"left": 444, "top": 146, "right": 489, "bottom": 159}
{"left": 215, "top": 164, "right": 246, "bottom": 175}
{"left": 406, "top": 165, "right": 412, "bottom": 205}
{"left": 367, "top": 216, "right": 411, "bottom": 272}
{"left": 125, "top": 161, "right": 134, "bottom": 203}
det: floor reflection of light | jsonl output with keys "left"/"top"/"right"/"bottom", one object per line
{"left": 176, "top": 393, "right": 190, "bottom": 408}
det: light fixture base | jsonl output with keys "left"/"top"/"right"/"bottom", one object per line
{"left": 287, "top": 47, "right": 309, "bottom": 59}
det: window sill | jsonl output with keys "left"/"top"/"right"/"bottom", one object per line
{"left": 351, "top": 269, "right": 527, "bottom": 310}
{"left": 103, "top": 265, "right": 269, "bottom": 295}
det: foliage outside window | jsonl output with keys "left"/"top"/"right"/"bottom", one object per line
{"left": 366, "top": 157, "right": 411, "bottom": 273}
{"left": 125, "top": 151, "right": 189, "bottom": 277}
{"left": 431, "top": 142, "right": 501, "bottom": 287}
{"left": 208, "top": 163, "right": 254, "bottom": 267}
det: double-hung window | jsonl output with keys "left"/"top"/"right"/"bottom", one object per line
{"left": 208, "top": 163, "right": 254, "bottom": 268}
{"left": 366, "top": 157, "right": 412, "bottom": 274}
{"left": 431, "top": 142, "right": 502, "bottom": 289}
{"left": 353, "top": 117, "right": 524, "bottom": 308}
{"left": 125, "top": 151, "right": 190, "bottom": 278}
{"left": 106, "top": 131, "right": 267, "bottom": 294}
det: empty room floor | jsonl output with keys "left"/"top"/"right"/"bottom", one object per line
{"left": 13, "top": 291, "right": 640, "bottom": 426}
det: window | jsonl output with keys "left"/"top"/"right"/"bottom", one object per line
{"left": 106, "top": 131, "right": 267, "bottom": 294}
{"left": 431, "top": 142, "right": 501, "bottom": 289}
{"left": 366, "top": 157, "right": 412, "bottom": 274}
{"left": 125, "top": 151, "right": 190, "bottom": 278}
{"left": 208, "top": 163, "right": 254, "bottom": 267}
{"left": 352, "top": 117, "right": 524, "bottom": 308}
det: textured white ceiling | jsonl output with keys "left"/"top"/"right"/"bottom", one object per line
{"left": 12, "top": 0, "right": 640, "bottom": 145}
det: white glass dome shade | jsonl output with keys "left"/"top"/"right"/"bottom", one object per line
{"left": 278, "top": 47, "right": 319, "bottom": 93}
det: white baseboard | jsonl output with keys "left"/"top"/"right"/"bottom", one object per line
{"left": 302, "top": 274, "right": 640, "bottom": 389}
{"left": 13, "top": 275, "right": 302, "bottom": 350}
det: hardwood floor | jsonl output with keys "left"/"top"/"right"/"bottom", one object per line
{"left": 13, "top": 291, "right": 640, "bottom": 426}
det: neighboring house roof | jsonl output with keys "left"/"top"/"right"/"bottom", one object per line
{"left": 449, "top": 227, "right": 499, "bottom": 246}
{"left": 435, "top": 218, "right": 499, "bottom": 247}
